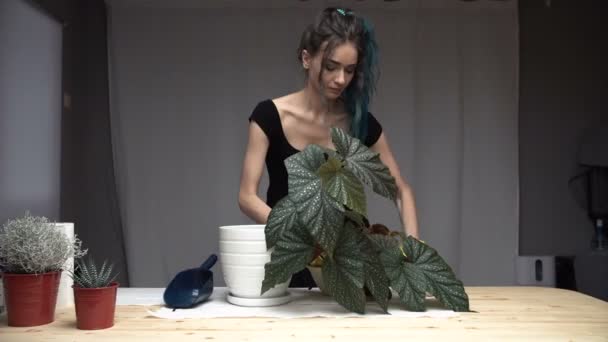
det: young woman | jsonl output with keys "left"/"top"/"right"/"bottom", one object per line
{"left": 239, "top": 7, "right": 419, "bottom": 287}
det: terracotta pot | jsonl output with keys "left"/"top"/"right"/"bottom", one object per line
{"left": 0, "top": 274, "right": 5, "bottom": 315}
{"left": 73, "top": 282, "right": 119, "bottom": 330}
{"left": 2, "top": 271, "right": 62, "bottom": 327}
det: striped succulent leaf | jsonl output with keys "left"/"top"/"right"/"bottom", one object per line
{"left": 69, "top": 256, "right": 118, "bottom": 288}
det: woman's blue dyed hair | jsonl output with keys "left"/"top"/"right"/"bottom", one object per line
{"left": 297, "top": 7, "right": 380, "bottom": 141}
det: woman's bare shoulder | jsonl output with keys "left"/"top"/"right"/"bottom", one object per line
{"left": 272, "top": 92, "right": 300, "bottom": 109}
{"left": 271, "top": 92, "right": 303, "bottom": 121}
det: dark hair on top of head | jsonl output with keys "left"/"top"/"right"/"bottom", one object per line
{"left": 297, "top": 7, "right": 380, "bottom": 141}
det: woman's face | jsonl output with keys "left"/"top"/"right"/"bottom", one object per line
{"left": 304, "top": 41, "right": 358, "bottom": 100}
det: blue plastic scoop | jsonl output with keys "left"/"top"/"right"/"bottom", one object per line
{"left": 163, "top": 254, "right": 217, "bottom": 309}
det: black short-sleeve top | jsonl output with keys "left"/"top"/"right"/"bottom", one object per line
{"left": 248, "top": 99, "right": 383, "bottom": 208}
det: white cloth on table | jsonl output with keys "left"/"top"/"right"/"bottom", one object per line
{"left": 117, "top": 287, "right": 459, "bottom": 319}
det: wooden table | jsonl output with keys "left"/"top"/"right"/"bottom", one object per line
{"left": 1, "top": 287, "right": 607, "bottom": 341}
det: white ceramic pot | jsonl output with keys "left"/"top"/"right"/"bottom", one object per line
{"left": 219, "top": 225, "right": 265, "bottom": 241}
{"left": 54, "top": 222, "right": 75, "bottom": 309}
{"left": 219, "top": 240, "right": 268, "bottom": 254}
{"left": 220, "top": 253, "right": 270, "bottom": 266}
{"left": 219, "top": 225, "right": 290, "bottom": 302}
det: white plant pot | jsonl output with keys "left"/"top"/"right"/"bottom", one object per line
{"left": 219, "top": 240, "right": 268, "bottom": 254}
{"left": 54, "top": 222, "right": 75, "bottom": 309}
{"left": 219, "top": 225, "right": 291, "bottom": 306}
{"left": 220, "top": 252, "right": 270, "bottom": 266}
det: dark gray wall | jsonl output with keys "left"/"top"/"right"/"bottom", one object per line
{"left": 519, "top": 0, "right": 607, "bottom": 257}
{"left": 33, "top": 0, "right": 130, "bottom": 286}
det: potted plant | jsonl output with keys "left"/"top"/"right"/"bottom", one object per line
{"left": 0, "top": 212, "right": 86, "bottom": 326}
{"left": 68, "top": 256, "right": 119, "bottom": 330}
{"left": 261, "top": 128, "right": 470, "bottom": 313}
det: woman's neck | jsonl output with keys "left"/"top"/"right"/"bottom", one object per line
{"left": 299, "top": 85, "right": 341, "bottom": 121}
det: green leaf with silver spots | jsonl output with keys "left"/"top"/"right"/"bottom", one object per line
{"left": 318, "top": 156, "right": 367, "bottom": 217}
{"left": 378, "top": 236, "right": 427, "bottom": 311}
{"left": 262, "top": 224, "right": 316, "bottom": 295}
{"left": 331, "top": 127, "right": 397, "bottom": 201}
{"left": 265, "top": 197, "right": 298, "bottom": 249}
{"left": 285, "top": 144, "right": 344, "bottom": 252}
{"left": 367, "top": 233, "right": 401, "bottom": 252}
{"left": 322, "top": 223, "right": 366, "bottom": 313}
{"left": 400, "top": 235, "right": 470, "bottom": 312}
{"left": 378, "top": 233, "right": 470, "bottom": 312}
{"left": 362, "top": 239, "right": 390, "bottom": 313}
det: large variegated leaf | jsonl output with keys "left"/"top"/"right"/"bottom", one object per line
{"left": 285, "top": 145, "right": 344, "bottom": 252}
{"left": 367, "top": 233, "right": 400, "bottom": 252}
{"left": 318, "top": 156, "right": 367, "bottom": 216}
{"left": 376, "top": 236, "right": 427, "bottom": 311}
{"left": 331, "top": 127, "right": 397, "bottom": 200}
{"left": 265, "top": 197, "right": 298, "bottom": 248}
{"left": 323, "top": 223, "right": 366, "bottom": 313}
{"left": 377, "top": 233, "right": 470, "bottom": 312}
{"left": 261, "top": 224, "right": 315, "bottom": 295}
{"left": 362, "top": 239, "right": 390, "bottom": 313}
{"left": 285, "top": 144, "right": 327, "bottom": 192}
{"left": 400, "top": 235, "right": 470, "bottom": 312}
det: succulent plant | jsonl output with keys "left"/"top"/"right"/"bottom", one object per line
{"left": 0, "top": 212, "right": 87, "bottom": 274}
{"left": 69, "top": 256, "right": 118, "bottom": 288}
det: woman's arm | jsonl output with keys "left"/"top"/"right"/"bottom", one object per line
{"left": 370, "top": 132, "right": 420, "bottom": 238}
{"left": 238, "top": 122, "right": 272, "bottom": 224}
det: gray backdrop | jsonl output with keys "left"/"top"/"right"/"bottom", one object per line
{"left": 107, "top": 0, "right": 519, "bottom": 286}
{"left": 0, "top": 0, "right": 62, "bottom": 223}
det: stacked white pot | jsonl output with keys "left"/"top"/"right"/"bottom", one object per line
{"left": 219, "top": 225, "right": 291, "bottom": 306}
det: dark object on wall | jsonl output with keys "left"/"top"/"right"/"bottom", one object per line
{"left": 163, "top": 254, "right": 217, "bottom": 309}
{"left": 570, "top": 167, "right": 608, "bottom": 250}
{"left": 555, "top": 256, "right": 577, "bottom": 291}
{"left": 586, "top": 167, "right": 608, "bottom": 250}
{"left": 569, "top": 123, "right": 608, "bottom": 301}
{"left": 570, "top": 123, "right": 608, "bottom": 250}
{"left": 570, "top": 166, "right": 608, "bottom": 300}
